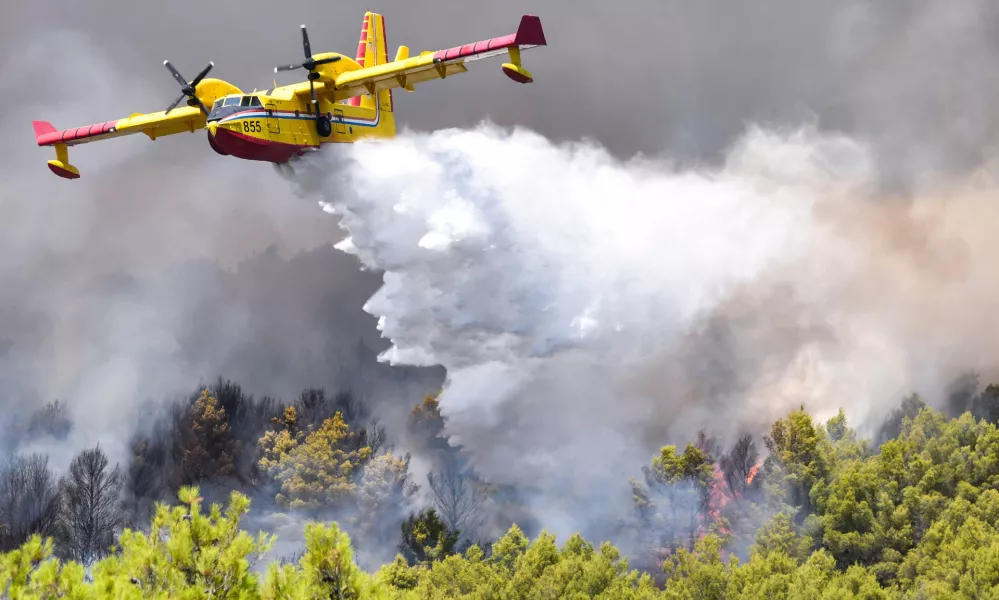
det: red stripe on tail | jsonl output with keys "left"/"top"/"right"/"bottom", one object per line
{"left": 349, "top": 13, "right": 370, "bottom": 106}
{"left": 381, "top": 14, "right": 393, "bottom": 112}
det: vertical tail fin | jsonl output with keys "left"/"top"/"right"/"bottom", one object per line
{"left": 349, "top": 11, "right": 393, "bottom": 113}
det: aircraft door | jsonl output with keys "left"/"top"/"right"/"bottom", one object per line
{"left": 333, "top": 109, "right": 346, "bottom": 134}
{"left": 265, "top": 103, "right": 280, "bottom": 134}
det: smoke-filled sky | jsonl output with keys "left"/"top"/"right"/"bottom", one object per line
{"left": 3, "top": 0, "right": 999, "bottom": 513}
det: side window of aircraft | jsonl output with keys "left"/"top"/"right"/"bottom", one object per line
{"left": 240, "top": 96, "right": 252, "bottom": 107}
{"left": 250, "top": 97, "right": 263, "bottom": 107}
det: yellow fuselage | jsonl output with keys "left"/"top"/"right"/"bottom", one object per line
{"left": 204, "top": 74, "right": 395, "bottom": 162}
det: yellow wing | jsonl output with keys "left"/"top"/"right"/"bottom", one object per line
{"left": 33, "top": 106, "right": 205, "bottom": 149}
{"left": 332, "top": 14, "right": 547, "bottom": 101}
{"left": 32, "top": 107, "right": 205, "bottom": 179}
{"left": 33, "top": 77, "right": 242, "bottom": 179}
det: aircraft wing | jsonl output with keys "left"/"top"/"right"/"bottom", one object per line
{"left": 33, "top": 106, "right": 205, "bottom": 149}
{"left": 33, "top": 106, "right": 206, "bottom": 179}
{"left": 332, "top": 15, "right": 547, "bottom": 100}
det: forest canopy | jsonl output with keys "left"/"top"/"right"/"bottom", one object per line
{"left": 3, "top": 379, "right": 999, "bottom": 598}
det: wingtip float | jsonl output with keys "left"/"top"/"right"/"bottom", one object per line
{"left": 32, "top": 11, "right": 547, "bottom": 180}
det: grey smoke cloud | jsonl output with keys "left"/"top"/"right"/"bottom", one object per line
{"left": 290, "top": 119, "right": 999, "bottom": 547}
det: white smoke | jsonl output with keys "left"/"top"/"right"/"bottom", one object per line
{"left": 285, "top": 123, "right": 999, "bottom": 540}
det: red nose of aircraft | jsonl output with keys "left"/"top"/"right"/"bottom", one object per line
{"left": 205, "top": 120, "right": 309, "bottom": 163}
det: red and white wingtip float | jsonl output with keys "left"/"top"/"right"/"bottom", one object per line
{"left": 32, "top": 12, "right": 546, "bottom": 180}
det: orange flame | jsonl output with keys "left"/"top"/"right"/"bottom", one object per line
{"left": 706, "top": 466, "right": 731, "bottom": 534}
{"left": 702, "top": 462, "right": 763, "bottom": 536}
{"left": 654, "top": 461, "right": 763, "bottom": 565}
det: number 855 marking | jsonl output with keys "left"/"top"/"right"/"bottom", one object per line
{"left": 241, "top": 120, "right": 262, "bottom": 133}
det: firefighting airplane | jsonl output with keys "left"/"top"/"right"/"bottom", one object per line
{"left": 31, "top": 11, "right": 546, "bottom": 179}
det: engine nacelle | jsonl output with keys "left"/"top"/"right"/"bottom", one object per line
{"left": 313, "top": 53, "right": 361, "bottom": 82}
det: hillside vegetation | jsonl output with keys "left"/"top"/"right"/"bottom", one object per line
{"left": 4, "top": 380, "right": 999, "bottom": 598}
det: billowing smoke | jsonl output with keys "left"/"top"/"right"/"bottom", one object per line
{"left": 5, "top": 0, "right": 999, "bottom": 479}
{"left": 284, "top": 122, "right": 999, "bottom": 540}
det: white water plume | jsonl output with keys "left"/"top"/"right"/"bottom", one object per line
{"left": 285, "top": 123, "right": 999, "bottom": 539}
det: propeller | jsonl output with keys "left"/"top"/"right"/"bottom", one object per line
{"left": 164, "top": 60, "right": 215, "bottom": 115}
{"left": 274, "top": 25, "right": 340, "bottom": 134}
{"left": 274, "top": 24, "right": 342, "bottom": 75}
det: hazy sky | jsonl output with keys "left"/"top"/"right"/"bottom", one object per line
{"left": 6, "top": 0, "right": 998, "bottom": 165}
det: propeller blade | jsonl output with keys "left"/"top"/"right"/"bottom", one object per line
{"left": 190, "top": 61, "right": 215, "bottom": 87}
{"left": 309, "top": 78, "right": 323, "bottom": 127}
{"left": 300, "top": 25, "right": 312, "bottom": 59}
{"left": 165, "top": 91, "right": 187, "bottom": 114}
{"left": 163, "top": 60, "right": 188, "bottom": 88}
{"left": 192, "top": 95, "right": 210, "bottom": 115}
{"left": 274, "top": 64, "right": 301, "bottom": 73}
{"left": 313, "top": 56, "right": 341, "bottom": 67}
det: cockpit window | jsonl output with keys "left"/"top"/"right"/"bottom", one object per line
{"left": 236, "top": 96, "right": 263, "bottom": 107}
{"left": 223, "top": 96, "right": 240, "bottom": 107}
{"left": 213, "top": 99, "right": 223, "bottom": 110}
